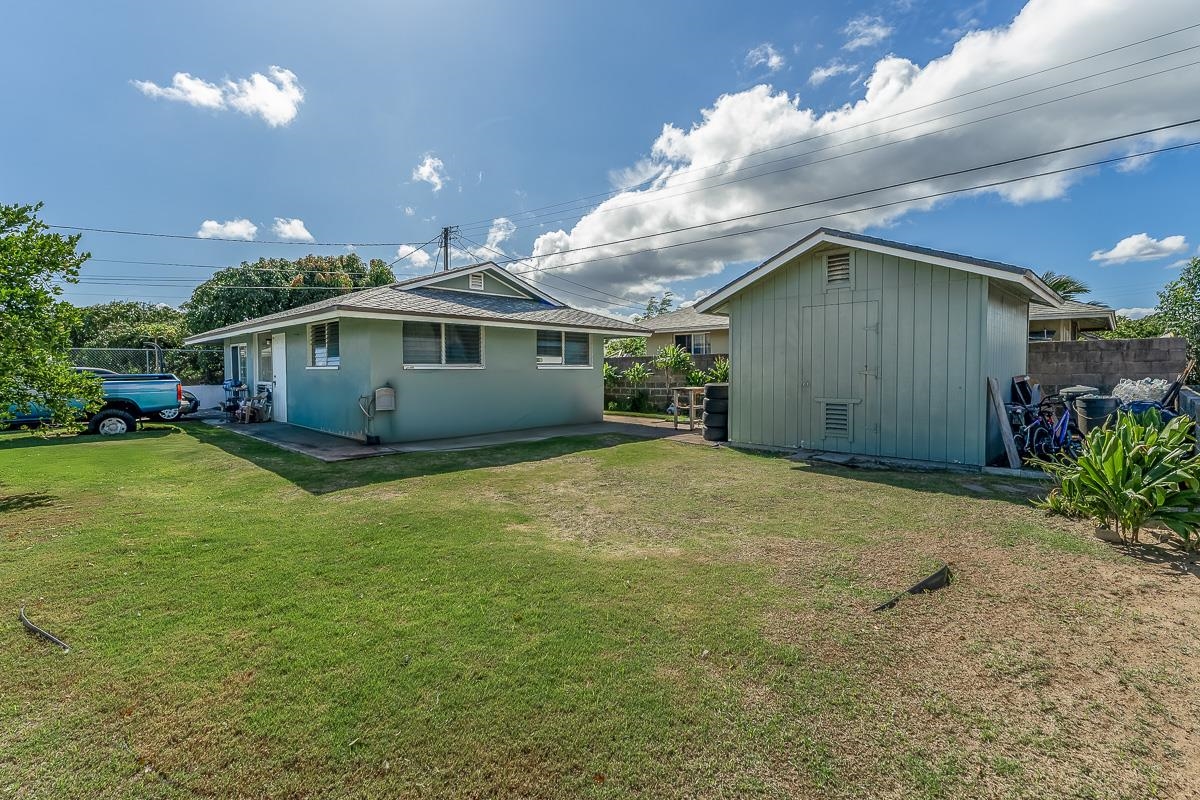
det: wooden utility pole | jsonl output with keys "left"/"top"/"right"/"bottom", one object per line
{"left": 440, "top": 226, "right": 457, "bottom": 271}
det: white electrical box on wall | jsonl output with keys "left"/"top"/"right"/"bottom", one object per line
{"left": 374, "top": 386, "right": 396, "bottom": 412}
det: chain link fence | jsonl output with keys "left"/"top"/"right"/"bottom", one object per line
{"left": 70, "top": 347, "right": 224, "bottom": 385}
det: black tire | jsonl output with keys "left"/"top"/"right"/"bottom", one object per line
{"left": 89, "top": 409, "right": 137, "bottom": 436}
{"left": 1029, "top": 427, "right": 1053, "bottom": 459}
{"left": 702, "top": 412, "right": 727, "bottom": 428}
{"left": 703, "top": 426, "right": 727, "bottom": 442}
{"left": 703, "top": 397, "right": 728, "bottom": 414}
{"left": 704, "top": 383, "right": 729, "bottom": 400}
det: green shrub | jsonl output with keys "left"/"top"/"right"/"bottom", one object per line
{"left": 706, "top": 356, "right": 730, "bottom": 383}
{"left": 603, "top": 362, "right": 620, "bottom": 387}
{"left": 622, "top": 362, "right": 652, "bottom": 386}
{"left": 686, "top": 368, "right": 708, "bottom": 386}
{"left": 653, "top": 345, "right": 693, "bottom": 387}
{"left": 1037, "top": 409, "right": 1200, "bottom": 550}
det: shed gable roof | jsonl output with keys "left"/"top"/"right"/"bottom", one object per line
{"left": 695, "top": 228, "right": 1062, "bottom": 313}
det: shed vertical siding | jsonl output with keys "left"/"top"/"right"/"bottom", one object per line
{"left": 725, "top": 245, "right": 990, "bottom": 465}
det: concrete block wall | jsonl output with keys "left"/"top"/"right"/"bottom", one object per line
{"left": 605, "top": 354, "right": 725, "bottom": 408}
{"left": 1027, "top": 337, "right": 1189, "bottom": 394}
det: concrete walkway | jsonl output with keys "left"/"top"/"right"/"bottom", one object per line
{"left": 202, "top": 415, "right": 710, "bottom": 462}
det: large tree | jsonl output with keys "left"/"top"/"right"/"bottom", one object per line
{"left": 71, "top": 300, "right": 187, "bottom": 349}
{"left": 1157, "top": 256, "right": 1200, "bottom": 365}
{"left": 0, "top": 202, "right": 102, "bottom": 425}
{"left": 184, "top": 254, "right": 395, "bottom": 335}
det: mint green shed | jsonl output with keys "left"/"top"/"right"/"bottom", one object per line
{"left": 185, "top": 263, "right": 647, "bottom": 443}
{"left": 696, "top": 229, "right": 1061, "bottom": 466}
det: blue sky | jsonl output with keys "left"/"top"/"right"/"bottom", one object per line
{"left": 2, "top": 0, "right": 1194, "bottom": 318}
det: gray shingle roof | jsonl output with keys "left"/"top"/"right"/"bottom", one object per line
{"left": 639, "top": 306, "right": 730, "bottom": 332}
{"left": 1029, "top": 299, "right": 1116, "bottom": 325}
{"left": 185, "top": 265, "right": 647, "bottom": 342}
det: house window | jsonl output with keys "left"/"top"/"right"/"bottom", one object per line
{"left": 536, "top": 330, "right": 591, "bottom": 367}
{"left": 258, "top": 337, "right": 273, "bottom": 384}
{"left": 469, "top": 273, "right": 485, "bottom": 290}
{"left": 674, "top": 333, "right": 711, "bottom": 355}
{"left": 308, "top": 321, "right": 340, "bottom": 367}
{"left": 230, "top": 344, "right": 248, "bottom": 383}
{"left": 403, "top": 322, "right": 483, "bottom": 366}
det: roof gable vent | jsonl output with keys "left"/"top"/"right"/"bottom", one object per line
{"left": 825, "top": 252, "right": 851, "bottom": 286}
{"left": 469, "top": 273, "right": 485, "bottom": 291}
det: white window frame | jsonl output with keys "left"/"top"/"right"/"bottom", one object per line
{"left": 402, "top": 322, "right": 486, "bottom": 369}
{"left": 307, "top": 321, "right": 341, "bottom": 369}
{"left": 536, "top": 330, "right": 593, "bottom": 369}
{"left": 230, "top": 343, "right": 248, "bottom": 383}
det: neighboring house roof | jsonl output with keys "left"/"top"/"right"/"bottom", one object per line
{"left": 184, "top": 262, "right": 647, "bottom": 344}
{"left": 1029, "top": 299, "right": 1116, "bottom": 329}
{"left": 639, "top": 306, "right": 730, "bottom": 334}
{"left": 696, "top": 227, "right": 1062, "bottom": 313}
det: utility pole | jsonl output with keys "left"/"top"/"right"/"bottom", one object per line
{"left": 439, "top": 226, "right": 457, "bottom": 272}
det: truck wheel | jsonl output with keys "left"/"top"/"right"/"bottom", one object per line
{"left": 90, "top": 409, "right": 137, "bottom": 436}
{"left": 154, "top": 406, "right": 182, "bottom": 421}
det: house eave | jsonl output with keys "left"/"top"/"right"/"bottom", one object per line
{"left": 184, "top": 307, "right": 648, "bottom": 345}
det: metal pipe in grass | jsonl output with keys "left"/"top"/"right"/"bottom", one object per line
{"left": 19, "top": 607, "right": 70, "bottom": 652}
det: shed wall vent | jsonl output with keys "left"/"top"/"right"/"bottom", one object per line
{"left": 469, "top": 274, "right": 485, "bottom": 290}
{"left": 825, "top": 252, "right": 851, "bottom": 285}
{"left": 824, "top": 402, "right": 851, "bottom": 438}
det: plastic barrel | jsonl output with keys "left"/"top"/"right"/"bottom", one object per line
{"left": 1075, "top": 396, "right": 1119, "bottom": 435}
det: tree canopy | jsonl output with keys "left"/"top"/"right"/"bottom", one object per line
{"left": 184, "top": 254, "right": 396, "bottom": 335}
{"left": 1157, "top": 256, "right": 1200, "bottom": 360}
{"left": 0, "top": 202, "right": 102, "bottom": 425}
{"left": 70, "top": 300, "right": 187, "bottom": 349}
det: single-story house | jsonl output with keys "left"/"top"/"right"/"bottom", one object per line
{"left": 184, "top": 262, "right": 647, "bottom": 443}
{"left": 695, "top": 228, "right": 1062, "bottom": 466}
{"left": 640, "top": 307, "right": 730, "bottom": 356}
{"left": 1028, "top": 299, "right": 1116, "bottom": 341}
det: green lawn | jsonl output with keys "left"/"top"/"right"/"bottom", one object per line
{"left": 2, "top": 425, "right": 1198, "bottom": 799}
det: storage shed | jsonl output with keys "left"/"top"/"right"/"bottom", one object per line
{"left": 695, "top": 228, "right": 1061, "bottom": 466}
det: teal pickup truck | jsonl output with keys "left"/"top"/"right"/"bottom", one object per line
{"left": 8, "top": 368, "right": 183, "bottom": 435}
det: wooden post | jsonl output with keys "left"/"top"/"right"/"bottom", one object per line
{"left": 987, "top": 376, "right": 1021, "bottom": 469}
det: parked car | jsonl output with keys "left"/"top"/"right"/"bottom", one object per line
{"left": 7, "top": 369, "right": 183, "bottom": 435}
{"left": 153, "top": 389, "right": 198, "bottom": 421}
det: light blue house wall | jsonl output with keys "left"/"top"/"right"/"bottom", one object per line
{"left": 724, "top": 244, "right": 1028, "bottom": 466}
{"left": 221, "top": 318, "right": 603, "bottom": 443}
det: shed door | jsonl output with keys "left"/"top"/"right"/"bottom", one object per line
{"left": 799, "top": 300, "right": 880, "bottom": 454}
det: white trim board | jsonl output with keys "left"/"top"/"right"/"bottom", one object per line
{"left": 695, "top": 229, "right": 1062, "bottom": 313}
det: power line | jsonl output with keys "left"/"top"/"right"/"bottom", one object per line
{"left": 460, "top": 48, "right": 1200, "bottom": 237}
{"left": 452, "top": 232, "right": 643, "bottom": 311}
{"left": 503, "top": 138, "right": 1200, "bottom": 280}
{"left": 484, "top": 117, "right": 1200, "bottom": 271}
{"left": 47, "top": 224, "right": 425, "bottom": 248}
{"left": 456, "top": 21, "right": 1200, "bottom": 230}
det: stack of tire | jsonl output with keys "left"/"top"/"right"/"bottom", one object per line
{"left": 702, "top": 383, "right": 729, "bottom": 442}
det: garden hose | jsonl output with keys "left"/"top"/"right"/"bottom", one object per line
{"left": 19, "top": 606, "right": 70, "bottom": 652}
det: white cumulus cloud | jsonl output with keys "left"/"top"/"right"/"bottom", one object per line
{"left": 396, "top": 245, "right": 433, "bottom": 269}
{"left": 484, "top": 217, "right": 517, "bottom": 255}
{"left": 403, "top": 206, "right": 415, "bottom": 216}
{"left": 271, "top": 217, "right": 314, "bottom": 242}
{"left": 843, "top": 14, "right": 893, "bottom": 50}
{"left": 412, "top": 155, "right": 447, "bottom": 192}
{"left": 745, "top": 43, "right": 785, "bottom": 73}
{"left": 1116, "top": 307, "right": 1156, "bottom": 319}
{"left": 195, "top": 218, "right": 257, "bottom": 240}
{"left": 520, "top": 0, "right": 1200, "bottom": 302}
{"left": 809, "top": 59, "right": 858, "bottom": 86}
{"left": 133, "top": 66, "right": 304, "bottom": 127}
{"left": 1090, "top": 233, "right": 1188, "bottom": 264}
